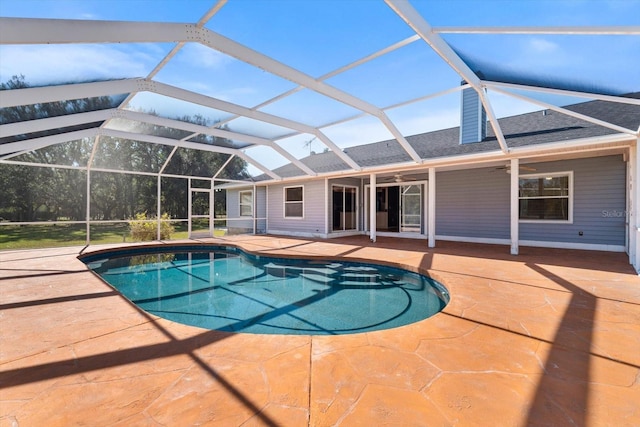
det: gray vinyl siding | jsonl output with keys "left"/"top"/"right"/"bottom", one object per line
{"left": 436, "top": 167, "right": 510, "bottom": 239}
{"left": 460, "top": 88, "right": 486, "bottom": 144}
{"left": 519, "top": 155, "right": 625, "bottom": 246}
{"left": 267, "top": 180, "right": 326, "bottom": 234}
{"left": 226, "top": 187, "right": 255, "bottom": 234}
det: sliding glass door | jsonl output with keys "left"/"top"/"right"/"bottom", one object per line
{"left": 400, "top": 185, "right": 421, "bottom": 232}
{"left": 332, "top": 185, "right": 357, "bottom": 231}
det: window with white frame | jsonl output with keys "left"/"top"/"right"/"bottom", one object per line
{"left": 519, "top": 172, "right": 572, "bottom": 222}
{"left": 239, "top": 190, "right": 253, "bottom": 217}
{"left": 284, "top": 186, "right": 303, "bottom": 218}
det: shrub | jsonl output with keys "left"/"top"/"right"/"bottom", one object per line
{"left": 129, "top": 212, "right": 175, "bottom": 241}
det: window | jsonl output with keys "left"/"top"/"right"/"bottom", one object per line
{"left": 519, "top": 172, "right": 572, "bottom": 222}
{"left": 239, "top": 190, "right": 253, "bottom": 217}
{"left": 284, "top": 186, "right": 303, "bottom": 218}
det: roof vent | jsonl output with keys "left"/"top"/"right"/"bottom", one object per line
{"left": 460, "top": 83, "right": 487, "bottom": 144}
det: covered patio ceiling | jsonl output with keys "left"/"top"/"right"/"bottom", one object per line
{"left": 1, "top": 0, "right": 639, "bottom": 183}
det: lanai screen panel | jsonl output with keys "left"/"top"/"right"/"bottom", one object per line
{"left": 0, "top": 0, "right": 638, "bottom": 183}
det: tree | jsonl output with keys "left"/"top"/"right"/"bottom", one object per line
{"left": 1, "top": 75, "right": 251, "bottom": 222}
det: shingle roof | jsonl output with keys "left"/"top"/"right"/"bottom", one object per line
{"left": 261, "top": 93, "right": 640, "bottom": 180}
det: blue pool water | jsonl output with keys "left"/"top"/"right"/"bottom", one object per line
{"left": 82, "top": 246, "right": 449, "bottom": 335}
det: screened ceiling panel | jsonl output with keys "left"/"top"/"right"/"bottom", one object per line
{"left": 410, "top": 0, "right": 640, "bottom": 26}
{"left": 91, "top": 136, "right": 170, "bottom": 173}
{"left": 0, "top": 43, "right": 174, "bottom": 87}
{"left": 321, "top": 114, "right": 395, "bottom": 151}
{"left": 152, "top": 43, "right": 298, "bottom": 108}
{"left": 124, "top": 92, "right": 234, "bottom": 124}
{"left": 104, "top": 118, "right": 194, "bottom": 141}
{"left": 187, "top": 133, "right": 252, "bottom": 150}
{"left": 223, "top": 116, "right": 295, "bottom": 140}
{"left": 385, "top": 91, "right": 461, "bottom": 137}
{"left": 259, "top": 89, "right": 362, "bottom": 128}
{"left": 0, "top": 0, "right": 213, "bottom": 22}
{"left": 0, "top": 0, "right": 638, "bottom": 182}
{"left": 275, "top": 133, "right": 324, "bottom": 163}
{"left": 326, "top": 41, "right": 458, "bottom": 108}
{"left": 445, "top": 34, "right": 639, "bottom": 96}
{"left": 9, "top": 138, "right": 95, "bottom": 167}
{"left": 162, "top": 146, "right": 243, "bottom": 178}
{"left": 205, "top": 0, "right": 416, "bottom": 77}
{"left": 243, "top": 144, "right": 293, "bottom": 176}
{"left": 0, "top": 94, "right": 128, "bottom": 125}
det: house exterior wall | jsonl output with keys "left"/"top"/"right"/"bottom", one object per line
{"left": 225, "top": 186, "right": 254, "bottom": 234}
{"left": 436, "top": 167, "right": 511, "bottom": 240}
{"left": 435, "top": 155, "right": 626, "bottom": 248}
{"left": 519, "top": 155, "right": 626, "bottom": 247}
{"left": 267, "top": 180, "right": 327, "bottom": 236}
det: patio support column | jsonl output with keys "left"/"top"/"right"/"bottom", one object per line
{"left": 324, "top": 178, "right": 329, "bottom": 235}
{"left": 630, "top": 141, "right": 640, "bottom": 272}
{"left": 86, "top": 167, "right": 91, "bottom": 245}
{"left": 510, "top": 158, "right": 519, "bottom": 255}
{"left": 157, "top": 174, "right": 162, "bottom": 240}
{"left": 428, "top": 167, "right": 436, "bottom": 248}
{"left": 370, "top": 173, "right": 376, "bottom": 242}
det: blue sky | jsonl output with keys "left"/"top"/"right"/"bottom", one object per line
{"left": 1, "top": 0, "right": 639, "bottom": 173}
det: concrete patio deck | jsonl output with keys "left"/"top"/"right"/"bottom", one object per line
{"left": 1, "top": 235, "right": 639, "bottom": 426}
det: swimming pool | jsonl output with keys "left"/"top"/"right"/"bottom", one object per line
{"left": 81, "top": 245, "right": 449, "bottom": 335}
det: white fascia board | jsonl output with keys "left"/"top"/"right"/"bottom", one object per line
{"left": 0, "top": 109, "right": 114, "bottom": 138}
{"left": 0, "top": 79, "right": 143, "bottom": 108}
{"left": 0, "top": 18, "right": 191, "bottom": 44}
{"left": 490, "top": 86, "right": 638, "bottom": 136}
{"left": 508, "top": 133, "right": 634, "bottom": 156}
{"left": 101, "top": 128, "right": 280, "bottom": 180}
{"left": 485, "top": 81, "right": 640, "bottom": 106}
{"left": 257, "top": 133, "right": 634, "bottom": 185}
{"left": 433, "top": 26, "right": 640, "bottom": 35}
{"left": 384, "top": 0, "right": 509, "bottom": 153}
{"left": 0, "top": 128, "right": 98, "bottom": 156}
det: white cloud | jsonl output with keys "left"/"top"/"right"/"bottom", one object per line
{"left": 0, "top": 44, "right": 154, "bottom": 85}
{"left": 508, "top": 37, "right": 573, "bottom": 70}
{"left": 178, "top": 43, "right": 231, "bottom": 70}
{"left": 528, "top": 38, "right": 560, "bottom": 54}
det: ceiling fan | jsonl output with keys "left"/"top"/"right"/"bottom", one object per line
{"left": 493, "top": 163, "right": 537, "bottom": 173}
{"left": 380, "top": 173, "right": 418, "bottom": 183}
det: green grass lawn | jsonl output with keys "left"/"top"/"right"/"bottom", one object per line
{"left": 0, "top": 222, "right": 194, "bottom": 250}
